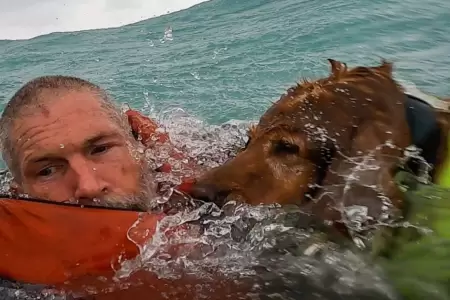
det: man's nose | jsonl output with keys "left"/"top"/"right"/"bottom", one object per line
{"left": 71, "top": 158, "right": 108, "bottom": 201}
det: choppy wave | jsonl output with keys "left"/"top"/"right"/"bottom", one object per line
{"left": 0, "top": 0, "right": 211, "bottom": 40}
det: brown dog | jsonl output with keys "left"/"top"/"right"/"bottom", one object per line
{"left": 190, "top": 59, "right": 450, "bottom": 235}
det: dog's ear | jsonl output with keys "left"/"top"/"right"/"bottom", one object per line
{"left": 315, "top": 138, "right": 336, "bottom": 183}
{"left": 304, "top": 137, "right": 337, "bottom": 201}
{"left": 327, "top": 59, "right": 348, "bottom": 79}
{"left": 378, "top": 59, "right": 393, "bottom": 76}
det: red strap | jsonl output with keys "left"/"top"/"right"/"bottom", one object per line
{"left": 125, "top": 110, "right": 170, "bottom": 144}
{"left": 125, "top": 109, "right": 197, "bottom": 194}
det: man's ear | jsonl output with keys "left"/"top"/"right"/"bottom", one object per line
{"left": 127, "top": 140, "right": 146, "bottom": 162}
{"left": 9, "top": 180, "right": 23, "bottom": 196}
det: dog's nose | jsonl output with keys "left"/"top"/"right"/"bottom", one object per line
{"left": 189, "top": 183, "right": 230, "bottom": 206}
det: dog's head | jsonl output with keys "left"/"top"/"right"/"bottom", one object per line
{"left": 190, "top": 59, "right": 402, "bottom": 207}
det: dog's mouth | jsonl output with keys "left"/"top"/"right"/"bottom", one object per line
{"left": 188, "top": 183, "right": 249, "bottom": 208}
{"left": 218, "top": 192, "right": 249, "bottom": 207}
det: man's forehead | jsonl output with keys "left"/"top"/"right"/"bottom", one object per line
{"left": 14, "top": 89, "right": 115, "bottom": 127}
{"left": 11, "top": 89, "right": 124, "bottom": 147}
{"left": 15, "top": 112, "right": 126, "bottom": 167}
{"left": 35, "top": 88, "right": 106, "bottom": 114}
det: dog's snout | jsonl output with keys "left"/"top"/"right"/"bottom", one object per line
{"left": 189, "top": 183, "right": 230, "bottom": 206}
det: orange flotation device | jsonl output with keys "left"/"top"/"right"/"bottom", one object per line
{"left": 0, "top": 196, "right": 163, "bottom": 286}
{"left": 0, "top": 108, "right": 223, "bottom": 298}
{"left": 0, "top": 197, "right": 248, "bottom": 299}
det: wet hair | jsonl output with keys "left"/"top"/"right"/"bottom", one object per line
{"left": 0, "top": 75, "right": 130, "bottom": 180}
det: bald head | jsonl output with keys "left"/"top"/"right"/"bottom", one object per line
{"left": 0, "top": 75, "right": 158, "bottom": 207}
{"left": 0, "top": 75, "right": 130, "bottom": 179}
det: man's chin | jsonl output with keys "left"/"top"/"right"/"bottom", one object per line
{"left": 77, "top": 195, "right": 150, "bottom": 211}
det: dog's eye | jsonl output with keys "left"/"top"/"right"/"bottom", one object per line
{"left": 273, "top": 140, "right": 300, "bottom": 155}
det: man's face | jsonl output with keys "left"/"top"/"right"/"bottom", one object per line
{"left": 10, "top": 89, "right": 156, "bottom": 208}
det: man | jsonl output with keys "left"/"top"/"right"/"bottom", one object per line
{"left": 0, "top": 75, "right": 157, "bottom": 210}
{"left": 0, "top": 75, "right": 235, "bottom": 299}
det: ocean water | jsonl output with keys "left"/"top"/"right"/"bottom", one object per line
{"left": 0, "top": 0, "right": 449, "bottom": 126}
{"left": 0, "top": 0, "right": 450, "bottom": 299}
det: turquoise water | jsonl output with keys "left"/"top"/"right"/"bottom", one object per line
{"left": 1, "top": 0, "right": 449, "bottom": 125}
{"left": 1, "top": 1, "right": 450, "bottom": 298}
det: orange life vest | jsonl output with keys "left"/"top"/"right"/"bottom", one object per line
{"left": 0, "top": 196, "right": 163, "bottom": 286}
{"left": 0, "top": 109, "right": 221, "bottom": 298}
{"left": 0, "top": 196, "right": 249, "bottom": 299}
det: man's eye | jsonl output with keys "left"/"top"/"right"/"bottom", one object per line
{"left": 37, "top": 166, "right": 57, "bottom": 178}
{"left": 91, "top": 145, "right": 110, "bottom": 155}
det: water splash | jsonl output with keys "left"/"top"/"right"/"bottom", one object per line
{"left": 0, "top": 169, "right": 13, "bottom": 194}
{"left": 160, "top": 26, "right": 174, "bottom": 43}
{"left": 112, "top": 202, "right": 399, "bottom": 300}
{"left": 155, "top": 107, "right": 250, "bottom": 168}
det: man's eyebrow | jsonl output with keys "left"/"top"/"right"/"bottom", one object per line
{"left": 83, "top": 132, "right": 123, "bottom": 146}
{"left": 28, "top": 155, "right": 57, "bottom": 164}
{"left": 24, "top": 132, "right": 123, "bottom": 165}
